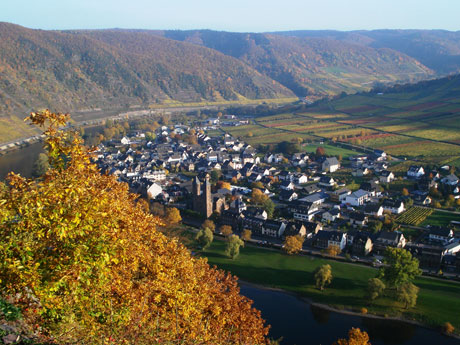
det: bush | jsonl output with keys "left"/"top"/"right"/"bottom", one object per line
{"left": 442, "top": 322, "right": 455, "bottom": 334}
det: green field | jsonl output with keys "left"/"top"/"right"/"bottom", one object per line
{"left": 421, "top": 210, "right": 460, "bottom": 227}
{"left": 302, "top": 143, "right": 360, "bottom": 158}
{"left": 201, "top": 241, "right": 460, "bottom": 331}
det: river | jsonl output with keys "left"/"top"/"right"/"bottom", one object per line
{"left": 240, "top": 283, "right": 459, "bottom": 345}
{"left": 0, "top": 142, "right": 44, "bottom": 180}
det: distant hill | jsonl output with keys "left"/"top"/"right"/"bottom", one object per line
{"left": 0, "top": 23, "right": 294, "bottom": 141}
{"left": 151, "top": 29, "right": 434, "bottom": 97}
{"left": 2, "top": 24, "right": 460, "bottom": 144}
{"left": 273, "top": 29, "right": 460, "bottom": 75}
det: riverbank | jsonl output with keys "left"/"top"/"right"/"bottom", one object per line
{"left": 239, "top": 280, "right": 460, "bottom": 341}
{"left": 201, "top": 240, "right": 460, "bottom": 335}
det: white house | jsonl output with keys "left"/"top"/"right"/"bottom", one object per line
{"left": 294, "top": 174, "right": 309, "bottom": 185}
{"left": 428, "top": 227, "right": 454, "bottom": 243}
{"left": 441, "top": 174, "right": 459, "bottom": 186}
{"left": 262, "top": 220, "right": 287, "bottom": 238}
{"left": 143, "top": 170, "right": 166, "bottom": 181}
{"left": 330, "top": 188, "right": 351, "bottom": 203}
{"left": 280, "top": 180, "right": 295, "bottom": 190}
{"left": 364, "top": 204, "right": 384, "bottom": 217}
{"left": 147, "top": 183, "right": 163, "bottom": 199}
{"left": 121, "top": 136, "right": 131, "bottom": 145}
{"left": 264, "top": 153, "right": 284, "bottom": 164}
{"left": 322, "top": 208, "right": 341, "bottom": 222}
{"left": 407, "top": 166, "right": 425, "bottom": 179}
{"left": 382, "top": 199, "right": 405, "bottom": 214}
{"left": 380, "top": 170, "right": 395, "bottom": 183}
{"left": 319, "top": 176, "right": 335, "bottom": 188}
{"left": 344, "top": 189, "right": 370, "bottom": 206}
{"left": 352, "top": 168, "right": 370, "bottom": 177}
{"left": 322, "top": 157, "right": 340, "bottom": 173}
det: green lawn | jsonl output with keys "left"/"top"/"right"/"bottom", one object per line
{"left": 302, "top": 143, "right": 360, "bottom": 158}
{"left": 200, "top": 241, "right": 460, "bottom": 330}
{"left": 421, "top": 210, "right": 460, "bottom": 227}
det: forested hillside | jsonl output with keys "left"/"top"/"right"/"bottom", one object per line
{"left": 0, "top": 23, "right": 293, "bottom": 141}
{"left": 274, "top": 29, "right": 460, "bottom": 75}
{"left": 152, "top": 29, "right": 433, "bottom": 97}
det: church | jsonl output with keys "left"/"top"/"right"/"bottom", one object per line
{"left": 192, "top": 174, "right": 227, "bottom": 218}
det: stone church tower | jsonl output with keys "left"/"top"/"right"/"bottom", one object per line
{"left": 192, "top": 174, "right": 213, "bottom": 218}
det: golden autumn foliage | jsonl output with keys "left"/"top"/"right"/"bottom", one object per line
{"left": 442, "top": 322, "right": 455, "bottom": 334}
{"left": 165, "top": 207, "right": 182, "bottom": 224}
{"left": 283, "top": 236, "right": 303, "bottom": 255}
{"left": 333, "top": 328, "right": 371, "bottom": 345}
{"left": 326, "top": 244, "right": 341, "bottom": 256}
{"left": 0, "top": 110, "right": 269, "bottom": 344}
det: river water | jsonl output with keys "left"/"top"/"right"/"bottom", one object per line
{"left": 240, "top": 283, "right": 459, "bottom": 345}
{"left": 0, "top": 142, "right": 44, "bottom": 180}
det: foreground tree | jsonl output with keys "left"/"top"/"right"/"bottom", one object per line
{"left": 0, "top": 111, "right": 269, "bottom": 344}
{"left": 314, "top": 264, "right": 333, "bottom": 290}
{"left": 333, "top": 328, "right": 371, "bottom": 345}
{"left": 226, "top": 235, "right": 245, "bottom": 260}
{"left": 367, "top": 278, "right": 386, "bottom": 301}
{"left": 396, "top": 282, "right": 419, "bottom": 309}
{"left": 196, "top": 227, "right": 214, "bottom": 250}
{"left": 283, "top": 235, "right": 303, "bottom": 255}
{"left": 379, "top": 247, "right": 421, "bottom": 288}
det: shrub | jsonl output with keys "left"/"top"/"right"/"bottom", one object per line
{"left": 442, "top": 322, "right": 455, "bottom": 334}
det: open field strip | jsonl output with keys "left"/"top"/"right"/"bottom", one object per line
{"left": 404, "top": 128, "right": 460, "bottom": 142}
{"left": 421, "top": 210, "right": 460, "bottom": 227}
{"left": 302, "top": 143, "right": 360, "bottom": 158}
{"left": 299, "top": 112, "right": 348, "bottom": 119}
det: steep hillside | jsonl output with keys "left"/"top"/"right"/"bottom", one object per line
{"left": 274, "top": 30, "right": 460, "bottom": 75}
{"left": 151, "top": 29, "right": 433, "bottom": 97}
{"left": 0, "top": 23, "right": 293, "bottom": 139}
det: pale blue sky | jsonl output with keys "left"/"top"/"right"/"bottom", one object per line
{"left": 1, "top": 0, "right": 459, "bottom": 32}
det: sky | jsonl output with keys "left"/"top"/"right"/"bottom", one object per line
{"left": 1, "top": 0, "right": 459, "bottom": 32}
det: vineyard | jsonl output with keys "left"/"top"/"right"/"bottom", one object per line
{"left": 396, "top": 206, "right": 433, "bottom": 225}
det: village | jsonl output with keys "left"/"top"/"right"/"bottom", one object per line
{"left": 94, "top": 115, "right": 460, "bottom": 275}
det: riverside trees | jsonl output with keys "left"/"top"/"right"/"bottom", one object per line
{"left": 380, "top": 247, "right": 421, "bottom": 288}
{"left": 375, "top": 247, "right": 422, "bottom": 309}
{"left": 314, "top": 264, "right": 333, "bottom": 290}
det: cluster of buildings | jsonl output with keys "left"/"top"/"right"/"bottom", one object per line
{"left": 94, "top": 118, "right": 459, "bottom": 273}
